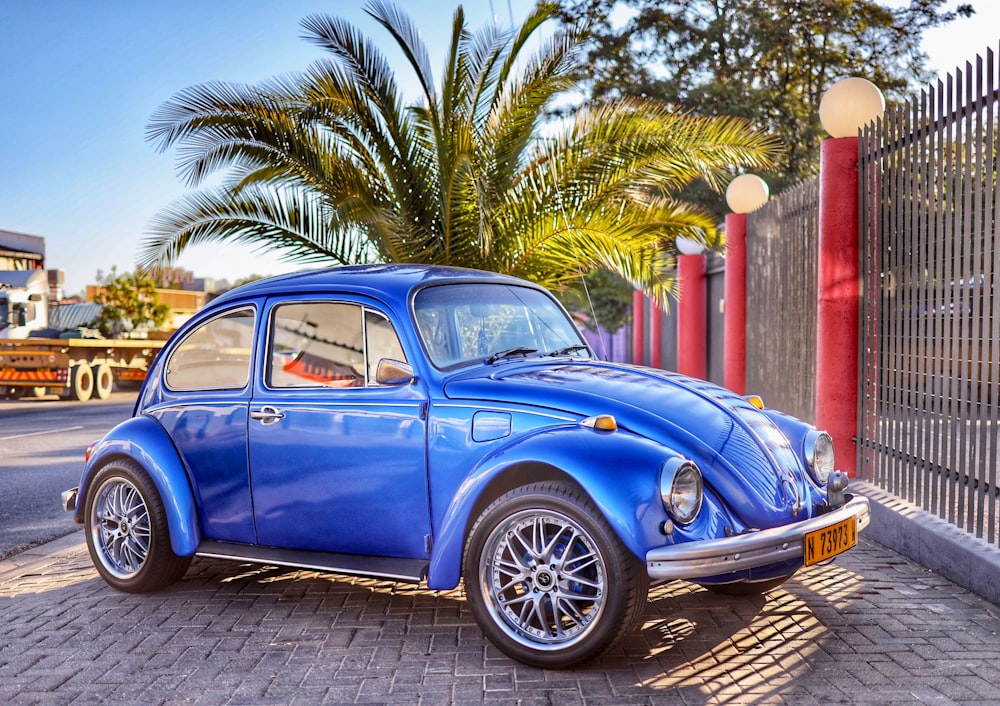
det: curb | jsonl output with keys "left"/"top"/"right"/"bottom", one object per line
{"left": 0, "top": 530, "right": 86, "bottom": 585}
{"left": 854, "top": 480, "right": 1000, "bottom": 606}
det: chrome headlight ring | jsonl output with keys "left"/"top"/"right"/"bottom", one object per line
{"left": 659, "top": 457, "right": 703, "bottom": 525}
{"left": 804, "top": 430, "right": 835, "bottom": 484}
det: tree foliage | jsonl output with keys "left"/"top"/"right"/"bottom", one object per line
{"left": 92, "top": 268, "right": 170, "bottom": 338}
{"left": 142, "top": 0, "right": 779, "bottom": 309}
{"left": 556, "top": 0, "right": 974, "bottom": 202}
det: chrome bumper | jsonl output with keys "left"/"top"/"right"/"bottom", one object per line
{"left": 646, "top": 494, "right": 871, "bottom": 581}
{"left": 61, "top": 487, "right": 79, "bottom": 513}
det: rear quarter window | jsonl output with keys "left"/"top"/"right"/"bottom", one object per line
{"left": 165, "top": 307, "right": 256, "bottom": 391}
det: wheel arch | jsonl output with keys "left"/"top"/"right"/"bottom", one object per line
{"left": 76, "top": 415, "right": 201, "bottom": 556}
{"left": 426, "top": 426, "right": 673, "bottom": 590}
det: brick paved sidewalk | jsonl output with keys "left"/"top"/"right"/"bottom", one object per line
{"left": 1, "top": 531, "right": 999, "bottom": 705}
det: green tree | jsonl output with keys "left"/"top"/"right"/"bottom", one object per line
{"left": 92, "top": 268, "right": 170, "bottom": 338}
{"left": 141, "top": 0, "right": 778, "bottom": 309}
{"left": 556, "top": 0, "right": 974, "bottom": 202}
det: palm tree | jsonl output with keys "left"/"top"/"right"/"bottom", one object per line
{"left": 143, "top": 0, "right": 777, "bottom": 307}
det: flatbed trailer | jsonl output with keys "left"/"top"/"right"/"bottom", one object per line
{"left": 0, "top": 337, "right": 164, "bottom": 401}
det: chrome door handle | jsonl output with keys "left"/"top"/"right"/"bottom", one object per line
{"left": 250, "top": 406, "right": 285, "bottom": 425}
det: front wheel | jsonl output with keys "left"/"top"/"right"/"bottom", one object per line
{"left": 84, "top": 460, "right": 191, "bottom": 592}
{"left": 463, "top": 481, "right": 648, "bottom": 668}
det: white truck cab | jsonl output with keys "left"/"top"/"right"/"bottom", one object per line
{"left": 0, "top": 270, "right": 49, "bottom": 339}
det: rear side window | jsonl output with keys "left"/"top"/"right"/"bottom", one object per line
{"left": 165, "top": 308, "right": 256, "bottom": 391}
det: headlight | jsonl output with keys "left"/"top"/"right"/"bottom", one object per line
{"left": 805, "top": 430, "right": 835, "bottom": 483}
{"left": 660, "top": 458, "right": 703, "bottom": 525}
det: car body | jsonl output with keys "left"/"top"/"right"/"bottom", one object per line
{"left": 64, "top": 264, "right": 870, "bottom": 668}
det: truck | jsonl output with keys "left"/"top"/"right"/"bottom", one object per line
{"left": 0, "top": 270, "right": 164, "bottom": 401}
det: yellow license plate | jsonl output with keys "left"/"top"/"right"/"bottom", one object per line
{"left": 803, "top": 516, "right": 858, "bottom": 566}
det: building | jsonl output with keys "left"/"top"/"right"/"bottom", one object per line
{"left": 0, "top": 229, "right": 44, "bottom": 270}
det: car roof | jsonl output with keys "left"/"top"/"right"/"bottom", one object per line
{"left": 208, "top": 264, "right": 537, "bottom": 311}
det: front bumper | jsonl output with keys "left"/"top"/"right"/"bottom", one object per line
{"left": 646, "top": 494, "right": 871, "bottom": 581}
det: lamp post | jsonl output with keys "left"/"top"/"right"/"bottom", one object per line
{"left": 815, "top": 77, "right": 884, "bottom": 477}
{"left": 723, "top": 174, "right": 769, "bottom": 394}
{"left": 676, "top": 236, "right": 706, "bottom": 378}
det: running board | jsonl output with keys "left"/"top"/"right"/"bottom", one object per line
{"left": 195, "top": 540, "right": 428, "bottom": 584}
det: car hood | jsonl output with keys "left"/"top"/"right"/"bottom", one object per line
{"left": 443, "top": 360, "right": 816, "bottom": 528}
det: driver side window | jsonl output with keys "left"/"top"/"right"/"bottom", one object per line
{"left": 267, "top": 302, "right": 408, "bottom": 388}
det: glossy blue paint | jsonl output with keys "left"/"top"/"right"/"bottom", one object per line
{"left": 149, "top": 400, "right": 255, "bottom": 544}
{"left": 424, "top": 421, "right": 735, "bottom": 590}
{"left": 443, "top": 362, "right": 828, "bottom": 527}
{"left": 78, "top": 416, "right": 202, "bottom": 556}
{"left": 248, "top": 387, "right": 430, "bottom": 557}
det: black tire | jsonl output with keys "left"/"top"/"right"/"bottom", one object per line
{"left": 84, "top": 459, "right": 191, "bottom": 592}
{"left": 699, "top": 575, "right": 791, "bottom": 596}
{"left": 463, "top": 481, "right": 648, "bottom": 668}
{"left": 67, "top": 362, "right": 94, "bottom": 401}
{"left": 93, "top": 363, "right": 114, "bottom": 400}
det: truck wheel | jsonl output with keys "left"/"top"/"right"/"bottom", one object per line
{"left": 463, "top": 481, "right": 648, "bottom": 668}
{"left": 84, "top": 459, "right": 191, "bottom": 592}
{"left": 93, "top": 364, "right": 114, "bottom": 400}
{"left": 67, "top": 362, "right": 94, "bottom": 401}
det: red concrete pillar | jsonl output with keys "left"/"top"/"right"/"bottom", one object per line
{"left": 815, "top": 136, "right": 860, "bottom": 476}
{"left": 677, "top": 254, "right": 706, "bottom": 379}
{"left": 724, "top": 212, "right": 747, "bottom": 394}
{"left": 649, "top": 301, "right": 662, "bottom": 368}
{"left": 632, "top": 290, "right": 645, "bottom": 366}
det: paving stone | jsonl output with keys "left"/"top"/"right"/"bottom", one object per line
{"left": 2, "top": 533, "right": 1000, "bottom": 704}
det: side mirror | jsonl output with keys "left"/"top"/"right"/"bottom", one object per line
{"left": 375, "top": 358, "right": 415, "bottom": 386}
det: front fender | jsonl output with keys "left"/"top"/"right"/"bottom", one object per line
{"left": 426, "top": 424, "right": 675, "bottom": 590}
{"left": 74, "top": 415, "right": 201, "bottom": 556}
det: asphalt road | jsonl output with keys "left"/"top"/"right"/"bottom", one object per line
{"left": 0, "top": 390, "right": 136, "bottom": 559}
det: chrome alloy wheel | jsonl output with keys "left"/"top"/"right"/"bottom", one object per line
{"left": 89, "top": 477, "right": 152, "bottom": 580}
{"left": 478, "top": 508, "right": 607, "bottom": 649}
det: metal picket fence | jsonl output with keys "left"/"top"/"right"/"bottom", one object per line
{"left": 858, "top": 49, "right": 1000, "bottom": 544}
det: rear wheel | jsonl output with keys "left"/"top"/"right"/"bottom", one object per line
{"left": 463, "top": 481, "right": 648, "bottom": 668}
{"left": 65, "top": 362, "right": 94, "bottom": 401}
{"left": 84, "top": 459, "right": 191, "bottom": 592}
{"left": 93, "top": 363, "right": 114, "bottom": 400}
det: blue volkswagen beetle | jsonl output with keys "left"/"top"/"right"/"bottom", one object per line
{"left": 63, "top": 265, "right": 870, "bottom": 668}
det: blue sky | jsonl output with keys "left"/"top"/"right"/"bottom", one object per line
{"left": 0, "top": 0, "right": 993, "bottom": 296}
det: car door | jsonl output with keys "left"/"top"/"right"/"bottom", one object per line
{"left": 247, "top": 297, "right": 431, "bottom": 559}
{"left": 150, "top": 305, "right": 257, "bottom": 544}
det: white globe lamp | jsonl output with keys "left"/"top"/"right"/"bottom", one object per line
{"left": 725, "top": 174, "right": 770, "bottom": 214}
{"left": 819, "top": 77, "right": 886, "bottom": 138}
{"left": 675, "top": 236, "right": 705, "bottom": 256}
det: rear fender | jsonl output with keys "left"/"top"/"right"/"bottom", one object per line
{"left": 74, "top": 415, "right": 201, "bottom": 556}
{"left": 426, "top": 425, "right": 674, "bottom": 590}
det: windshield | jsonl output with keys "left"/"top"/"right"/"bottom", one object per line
{"left": 413, "top": 283, "right": 590, "bottom": 369}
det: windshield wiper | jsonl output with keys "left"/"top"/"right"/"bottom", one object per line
{"left": 546, "top": 344, "right": 589, "bottom": 357}
{"left": 486, "top": 347, "right": 538, "bottom": 364}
